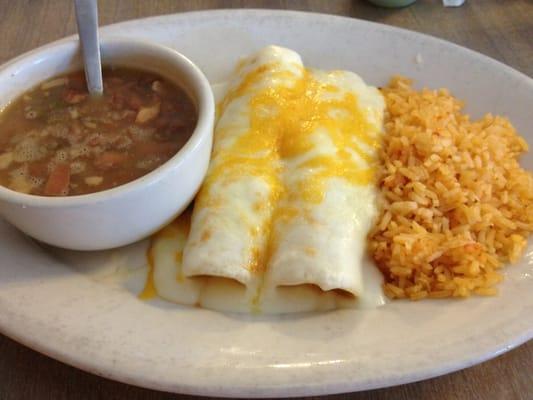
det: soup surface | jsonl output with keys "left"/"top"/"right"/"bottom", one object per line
{"left": 0, "top": 67, "right": 197, "bottom": 196}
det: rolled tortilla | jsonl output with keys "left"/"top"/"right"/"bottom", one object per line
{"left": 150, "top": 47, "right": 386, "bottom": 313}
{"left": 266, "top": 70, "right": 384, "bottom": 296}
{"left": 182, "top": 46, "right": 304, "bottom": 286}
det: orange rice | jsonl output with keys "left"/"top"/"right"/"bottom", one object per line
{"left": 369, "top": 77, "right": 533, "bottom": 300}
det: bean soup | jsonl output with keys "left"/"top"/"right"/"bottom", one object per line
{"left": 0, "top": 67, "right": 197, "bottom": 196}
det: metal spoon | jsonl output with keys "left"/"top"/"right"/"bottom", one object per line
{"left": 74, "top": 0, "right": 103, "bottom": 96}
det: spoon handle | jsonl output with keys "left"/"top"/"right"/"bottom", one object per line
{"left": 74, "top": 0, "right": 103, "bottom": 96}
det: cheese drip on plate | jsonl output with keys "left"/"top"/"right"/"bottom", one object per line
{"left": 144, "top": 46, "right": 387, "bottom": 313}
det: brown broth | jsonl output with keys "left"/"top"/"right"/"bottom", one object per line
{"left": 0, "top": 67, "right": 197, "bottom": 196}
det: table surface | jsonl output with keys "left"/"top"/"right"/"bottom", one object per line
{"left": 0, "top": 1, "right": 532, "bottom": 399}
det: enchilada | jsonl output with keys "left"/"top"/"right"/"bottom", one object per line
{"left": 148, "top": 46, "right": 386, "bottom": 313}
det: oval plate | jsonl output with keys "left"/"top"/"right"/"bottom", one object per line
{"left": 0, "top": 10, "right": 532, "bottom": 398}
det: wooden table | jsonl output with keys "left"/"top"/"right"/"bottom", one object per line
{"left": 0, "top": 1, "right": 531, "bottom": 399}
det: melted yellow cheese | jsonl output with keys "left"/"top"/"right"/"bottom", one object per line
{"left": 139, "top": 243, "right": 157, "bottom": 300}
{"left": 139, "top": 212, "right": 191, "bottom": 299}
{"left": 199, "top": 64, "right": 381, "bottom": 273}
{"left": 147, "top": 47, "right": 387, "bottom": 313}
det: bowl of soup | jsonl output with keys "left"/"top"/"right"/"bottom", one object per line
{"left": 0, "top": 37, "right": 215, "bottom": 250}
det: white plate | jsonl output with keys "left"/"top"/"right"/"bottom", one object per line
{"left": 0, "top": 10, "right": 532, "bottom": 398}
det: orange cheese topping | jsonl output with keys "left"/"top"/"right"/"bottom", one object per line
{"left": 139, "top": 242, "right": 157, "bottom": 300}
{"left": 194, "top": 62, "right": 381, "bottom": 273}
{"left": 207, "top": 65, "right": 379, "bottom": 203}
{"left": 140, "top": 210, "right": 191, "bottom": 297}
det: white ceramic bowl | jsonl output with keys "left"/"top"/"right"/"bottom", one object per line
{"left": 0, "top": 37, "right": 215, "bottom": 250}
